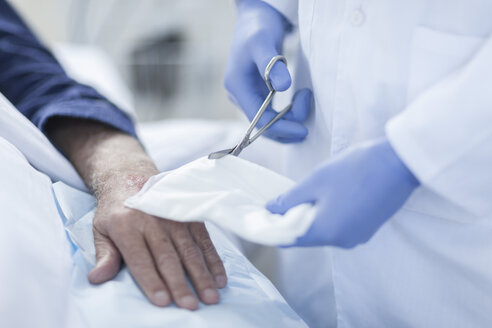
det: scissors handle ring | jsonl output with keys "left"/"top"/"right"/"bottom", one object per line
{"left": 264, "top": 55, "right": 287, "bottom": 92}
{"left": 208, "top": 55, "right": 292, "bottom": 159}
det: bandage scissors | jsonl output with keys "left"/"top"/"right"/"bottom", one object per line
{"left": 208, "top": 55, "right": 292, "bottom": 160}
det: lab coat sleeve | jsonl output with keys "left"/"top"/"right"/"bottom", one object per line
{"left": 0, "top": 0, "right": 136, "bottom": 138}
{"left": 260, "top": 0, "right": 298, "bottom": 26}
{"left": 386, "top": 36, "right": 492, "bottom": 217}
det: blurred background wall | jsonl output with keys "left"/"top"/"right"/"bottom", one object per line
{"left": 9, "top": 0, "right": 239, "bottom": 122}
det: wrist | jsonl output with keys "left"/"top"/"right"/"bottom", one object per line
{"left": 375, "top": 137, "right": 420, "bottom": 190}
{"left": 95, "top": 172, "right": 155, "bottom": 205}
{"left": 49, "top": 118, "right": 158, "bottom": 200}
{"left": 90, "top": 154, "right": 158, "bottom": 201}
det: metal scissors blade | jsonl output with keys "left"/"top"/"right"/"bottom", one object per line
{"left": 209, "top": 55, "right": 292, "bottom": 160}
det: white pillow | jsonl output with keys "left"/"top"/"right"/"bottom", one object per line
{"left": 0, "top": 93, "right": 86, "bottom": 191}
{"left": 0, "top": 137, "right": 83, "bottom": 328}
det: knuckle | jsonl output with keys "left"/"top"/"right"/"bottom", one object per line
{"left": 155, "top": 250, "right": 179, "bottom": 268}
{"left": 164, "top": 277, "right": 191, "bottom": 295}
{"left": 110, "top": 215, "right": 155, "bottom": 242}
{"left": 180, "top": 244, "right": 203, "bottom": 263}
{"left": 199, "top": 238, "right": 217, "bottom": 256}
{"left": 143, "top": 217, "right": 163, "bottom": 235}
{"left": 141, "top": 279, "right": 167, "bottom": 296}
{"left": 209, "top": 260, "right": 225, "bottom": 275}
{"left": 247, "top": 30, "right": 267, "bottom": 48}
{"left": 93, "top": 238, "right": 113, "bottom": 256}
{"left": 109, "top": 214, "right": 134, "bottom": 233}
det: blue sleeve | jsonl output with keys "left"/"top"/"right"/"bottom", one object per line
{"left": 0, "top": 0, "right": 137, "bottom": 138}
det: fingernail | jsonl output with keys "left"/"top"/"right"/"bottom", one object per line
{"left": 202, "top": 288, "right": 220, "bottom": 304}
{"left": 179, "top": 295, "right": 198, "bottom": 310}
{"left": 153, "top": 291, "right": 170, "bottom": 307}
{"left": 215, "top": 275, "right": 227, "bottom": 288}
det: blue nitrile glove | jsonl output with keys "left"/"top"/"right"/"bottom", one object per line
{"left": 267, "top": 138, "right": 420, "bottom": 248}
{"left": 224, "top": 0, "right": 312, "bottom": 143}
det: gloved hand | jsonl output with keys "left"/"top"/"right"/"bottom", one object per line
{"left": 267, "top": 138, "right": 420, "bottom": 248}
{"left": 225, "top": 0, "right": 312, "bottom": 143}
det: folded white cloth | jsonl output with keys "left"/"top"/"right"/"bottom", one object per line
{"left": 125, "top": 156, "right": 316, "bottom": 245}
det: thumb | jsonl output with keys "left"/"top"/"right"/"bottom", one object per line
{"left": 268, "top": 60, "right": 291, "bottom": 91}
{"left": 251, "top": 43, "right": 291, "bottom": 91}
{"left": 267, "top": 183, "right": 314, "bottom": 215}
{"left": 88, "top": 228, "right": 122, "bottom": 284}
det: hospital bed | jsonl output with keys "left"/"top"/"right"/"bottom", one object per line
{"left": 0, "top": 44, "right": 306, "bottom": 327}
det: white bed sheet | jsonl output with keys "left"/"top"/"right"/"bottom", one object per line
{"left": 0, "top": 137, "right": 85, "bottom": 328}
{"left": 0, "top": 91, "right": 307, "bottom": 327}
{"left": 54, "top": 182, "right": 307, "bottom": 328}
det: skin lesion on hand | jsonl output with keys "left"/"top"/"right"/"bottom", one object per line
{"left": 125, "top": 174, "right": 150, "bottom": 191}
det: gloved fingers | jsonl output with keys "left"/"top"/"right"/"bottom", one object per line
{"left": 229, "top": 75, "right": 308, "bottom": 142}
{"left": 257, "top": 109, "right": 309, "bottom": 142}
{"left": 250, "top": 42, "right": 291, "bottom": 91}
{"left": 274, "top": 203, "right": 325, "bottom": 248}
{"left": 88, "top": 227, "right": 122, "bottom": 284}
{"left": 293, "top": 205, "right": 368, "bottom": 249}
{"left": 292, "top": 215, "right": 329, "bottom": 247}
{"left": 266, "top": 182, "right": 315, "bottom": 215}
{"left": 294, "top": 226, "right": 362, "bottom": 249}
{"left": 258, "top": 88, "right": 313, "bottom": 142}
{"left": 281, "top": 88, "right": 313, "bottom": 123}
{"left": 225, "top": 44, "right": 307, "bottom": 142}
{"left": 271, "top": 134, "right": 307, "bottom": 144}
{"left": 223, "top": 55, "right": 269, "bottom": 114}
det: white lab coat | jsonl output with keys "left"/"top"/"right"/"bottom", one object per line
{"left": 261, "top": 0, "right": 492, "bottom": 327}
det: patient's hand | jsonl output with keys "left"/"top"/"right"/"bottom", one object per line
{"left": 49, "top": 119, "right": 227, "bottom": 310}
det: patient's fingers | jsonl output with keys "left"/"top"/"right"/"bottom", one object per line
{"left": 189, "top": 223, "right": 227, "bottom": 288}
{"left": 111, "top": 227, "right": 171, "bottom": 307}
{"left": 170, "top": 222, "right": 220, "bottom": 305}
{"left": 88, "top": 227, "right": 122, "bottom": 284}
{"left": 147, "top": 220, "right": 199, "bottom": 310}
